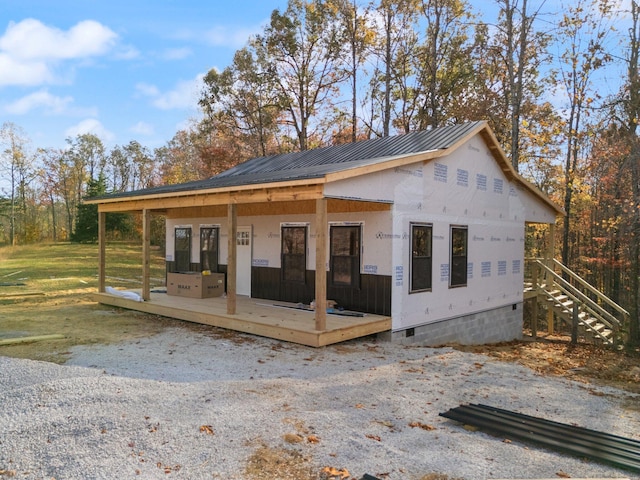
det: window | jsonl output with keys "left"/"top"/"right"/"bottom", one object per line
{"left": 175, "top": 227, "right": 191, "bottom": 272}
{"left": 281, "top": 226, "right": 307, "bottom": 283}
{"left": 200, "top": 227, "right": 219, "bottom": 272}
{"left": 237, "top": 230, "right": 250, "bottom": 246}
{"left": 410, "top": 223, "right": 432, "bottom": 292}
{"left": 330, "top": 225, "right": 361, "bottom": 288}
{"left": 450, "top": 226, "right": 468, "bottom": 287}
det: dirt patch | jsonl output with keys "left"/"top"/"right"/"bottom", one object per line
{"left": 244, "top": 442, "right": 320, "bottom": 480}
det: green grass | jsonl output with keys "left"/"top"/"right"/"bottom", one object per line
{"left": 0, "top": 242, "right": 166, "bottom": 296}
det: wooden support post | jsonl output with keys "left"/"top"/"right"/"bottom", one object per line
{"left": 531, "top": 261, "right": 538, "bottom": 341}
{"left": 546, "top": 223, "right": 556, "bottom": 266}
{"left": 547, "top": 222, "right": 555, "bottom": 335}
{"left": 315, "top": 198, "right": 327, "bottom": 331}
{"left": 227, "top": 203, "right": 237, "bottom": 315}
{"left": 142, "top": 209, "right": 151, "bottom": 301}
{"left": 98, "top": 211, "right": 106, "bottom": 293}
{"left": 571, "top": 303, "right": 579, "bottom": 345}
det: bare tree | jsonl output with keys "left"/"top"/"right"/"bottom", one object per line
{"left": 0, "top": 122, "right": 33, "bottom": 245}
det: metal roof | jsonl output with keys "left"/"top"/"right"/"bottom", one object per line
{"left": 97, "top": 121, "right": 485, "bottom": 200}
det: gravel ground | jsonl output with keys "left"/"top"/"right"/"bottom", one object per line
{"left": 1, "top": 325, "right": 639, "bottom": 480}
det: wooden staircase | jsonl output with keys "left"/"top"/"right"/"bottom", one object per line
{"left": 525, "top": 259, "right": 630, "bottom": 347}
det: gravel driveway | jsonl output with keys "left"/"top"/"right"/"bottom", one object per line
{"left": 1, "top": 325, "right": 638, "bottom": 479}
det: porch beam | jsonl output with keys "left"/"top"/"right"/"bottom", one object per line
{"left": 142, "top": 209, "right": 151, "bottom": 301}
{"left": 95, "top": 184, "right": 324, "bottom": 213}
{"left": 315, "top": 198, "right": 327, "bottom": 330}
{"left": 98, "top": 211, "right": 106, "bottom": 293}
{"left": 227, "top": 203, "right": 237, "bottom": 315}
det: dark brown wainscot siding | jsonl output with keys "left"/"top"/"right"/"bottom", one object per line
{"left": 252, "top": 267, "right": 391, "bottom": 316}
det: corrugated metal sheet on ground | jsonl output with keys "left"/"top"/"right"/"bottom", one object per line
{"left": 440, "top": 403, "right": 640, "bottom": 474}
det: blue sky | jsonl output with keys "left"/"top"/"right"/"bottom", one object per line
{"left": 0, "top": 0, "right": 629, "bottom": 154}
{"left": 0, "top": 0, "right": 289, "bottom": 151}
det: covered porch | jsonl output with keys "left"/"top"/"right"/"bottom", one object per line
{"left": 93, "top": 181, "right": 394, "bottom": 347}
{"left": 93, "top": 291, "right": 391, "bottom": 347}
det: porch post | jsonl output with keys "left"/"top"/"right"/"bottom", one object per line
{"left": 547, "top": 223, "right": 556, "bottom": 334}
{"left": 227, "top": 203, "right": 237, "bottom": 315}
{"left": 546, "top": 223, "right": 555, "bottom": 264}
{"left": 98, "top": 210, "right": 106, "bottom": 293}
{"left": 142, "top": 208, "right": 151, "bottom": 301}
{"left": 315, "top": 198, "right": 327, "bottom": 330}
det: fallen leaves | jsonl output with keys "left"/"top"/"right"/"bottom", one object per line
{"left": 321, "top": 466, "right": 350, "bottom": 479}
{"left": 365, "top": 433, "right": 381, "bottom": 441}
{"left": 199, "top": 425, "right": 214, "bottom": 435}
{"left": 283, "top": 433, "right": 304, "bottom": 444}
{"left": 156, "top": 462, "right": 181, "bottom": 474}
{"left": 409, "top": 421, "right": 436, "bottom": 431}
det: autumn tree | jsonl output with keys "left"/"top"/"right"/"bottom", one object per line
{"left": 254, "top": 0, "right": 348, "bottom": 150}
{"left": 200, "top": 46, "right": 282, "bottom": 157}
{"left": 602, "top": 0, "right": 640, "bottom": 347}
{"left": 489, "top": 0, "right": 553, "bottom": 171}
{"left": 625, "top": 0, "right": 640, "bottom": 348}
{"left": 414, "top": 0, "right": 477, "bottom": 130}
{"left": 37, "top": 147, "right": 65, "bottom": 242}
{"left": 555, "top": 0, "right": 614, "bottom": 270}
{"left": 0, "top": 122, "right": 34, "bottom": 245}
{"left": 330, "top": 0, "right": 375, "bottom": 142}
{"left": 363, "top": 0, "right": 418, "bottom": 136}
{"left": 123, "top": 141, "right": 156, "bottom": 191}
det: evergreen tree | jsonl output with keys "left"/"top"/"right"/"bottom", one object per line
{"left": 71, "top": 175, "right": 106, "bottom": 243}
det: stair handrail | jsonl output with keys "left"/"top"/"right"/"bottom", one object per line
{"left": 534, "top": 260, "right": 621, "bottom": 335}
{"left": 550, "top": 258, "right": 630, "bottom": 319}
{"left": 539, "top": 281, "right": 616, "bottom": 342}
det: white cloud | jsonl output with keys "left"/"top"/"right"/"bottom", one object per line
{"left": 135, "top": 82, "right": 160, "bottom": 97}
{"left": 65, "top": 118, "right": 114, "bottom": 142}
{"left": 172, "top": 21, "right": 262, "bottom": 49}
{"left": 4, "top": 89, "right": 74, "bottom": 114}
{"left": 163, "top": 47, "right": 192, "bottom": 60}
{"left": 137, "top": 74, "right": 204, "bottom": 111}
{"left": 114, "top": 45, "right": 140, "bottom": 60}
{"left": 0, "top": 19, "right": 117, "bottom": 60}
{"left": 203, "top": 25, "right": 257, "bottom": 49}
{"left": 130, "top": 121, "right": 154, "bottom": 136}
{"left": 0, "top": 53, "right": 51, "bottom": 86}
{"left": 0, "top": 18, "right": 118, "bottom": 87}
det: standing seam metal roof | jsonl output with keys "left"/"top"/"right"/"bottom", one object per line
{"left": 96, "top": 121, "right": 485, "bottom": 199}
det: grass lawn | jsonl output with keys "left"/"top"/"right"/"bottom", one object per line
{"left": 0, "top": 241, "right": 166, "bottom": 296}
{"left": 0, "top": 242, "right": 174, "bottom": 363}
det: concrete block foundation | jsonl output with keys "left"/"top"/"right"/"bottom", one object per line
{"left": 379, "top": 303, "right": 523, "bottom": 346}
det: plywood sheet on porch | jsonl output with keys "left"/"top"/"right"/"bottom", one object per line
{"left": 93, "top": 292, "right": 391, "bottom": 347}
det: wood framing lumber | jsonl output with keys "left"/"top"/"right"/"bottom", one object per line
{"left": 0, "top": 334, "right": 65, "bottom": 346}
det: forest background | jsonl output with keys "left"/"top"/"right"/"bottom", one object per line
{"left": 1, "top": 0, "right": 639, "bottom": 346}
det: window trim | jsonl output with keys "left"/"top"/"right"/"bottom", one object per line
{"left": 281, "top": 225, "right": 308, "bottom": 284}
{"left": 329, "top": 224, "right": 362, "bottom": 289}
{"left": 174, "top": 226, "right": 192, "bottom": 272}
{"left": 409, "top": 222, "right": 433, "bottom": 293}
{"left": 449, "top": 225, "right": 468, "bottom": 288}
{"left": 199, "top": 226, "right": 219, "bottom": 273}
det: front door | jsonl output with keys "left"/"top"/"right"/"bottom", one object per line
{"left": 236, "top": 226, "right": 252, "bottom": 296}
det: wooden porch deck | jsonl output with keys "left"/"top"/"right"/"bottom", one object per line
{"left": 93, "top": 291, "right": 392, "bottom": 347}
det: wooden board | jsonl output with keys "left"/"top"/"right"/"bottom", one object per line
{"left": 93, "top": 292, "right": 391, "bottom": 348}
